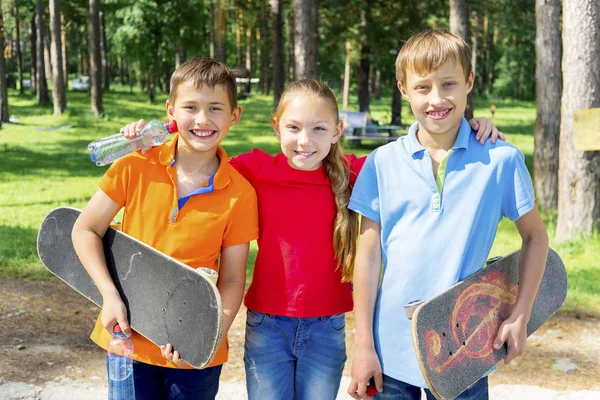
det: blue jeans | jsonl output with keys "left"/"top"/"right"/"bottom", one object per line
{"left": 244, "top": 309, "right": 347, "bottom": 400}
{"left": 124, "top": 359, "right": 222, "bottom": 400}
{"left": 375, "top": 374, "right": 488, "bottom": 400}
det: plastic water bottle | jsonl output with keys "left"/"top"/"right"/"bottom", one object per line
{"left": 89, "top": 119, "right": 178, "bottom": 166}
{"left": 107, "top": 324, "right": 135, "bottom": 400}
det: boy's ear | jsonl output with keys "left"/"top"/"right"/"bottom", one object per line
{"left": 229, "top": 106, "right": 242, "bottom": 126}
{"left": 466, "top": 71, "right": 475, "bottom": 94}
{"left": 398, "top": 82, "right": 410, "bottom": 102}
{"left": 331, "top": 120, "right": 344, "bottom": 144}
{"left": 166, "top": 100, "right": 175, "bottom": 119}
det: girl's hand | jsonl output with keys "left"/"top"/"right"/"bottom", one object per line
{"left": 120, "top": 119, "right": 147, "bottom": 139}
{"left": 160, "top": 343, "right": 188, "bottom": 368}
{"left": 120, "top": 119, "right": 150, "bottom": 155}
{"left": 469, "top": 117, "right": 506, "bottom": 144}
{"left": 101, "top": 293, "right": 131, "bottom": 337}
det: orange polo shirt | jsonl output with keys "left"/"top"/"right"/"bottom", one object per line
{"left": 89, "top": 134, "right": 258, "bottom": 369}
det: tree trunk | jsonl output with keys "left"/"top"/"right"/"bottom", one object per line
{"left": 44, "top": 25, "right": 52, "bottom": 82}
{"left": 213, "top": 0, "right": 226, "bottom": 63}
{"left": 391, "top": 74, "right": 402, "bottom": 126}
{"left": 89, "top": 0, "right": 103, "bottom": 116}
{"left": 61, "top": 16, "right": 68, "bottom": 87}
{"left": 293, "top": 0, "right": 317, "bottom": 79}
{"left": 358, "top": 5, "right": 370, "bottom": 112}
{"left": 270, "top": 0, "right": 284, "bottom": 104}
{"left": 287, "top": 10, "right": 295, "bottom": 81}
{"left": 342, "top": 40, "right": 351, "bottom": 110}
{"left": 49, "top": 0, "right": 67, "bottom": 115}
{"left": 0, "top": 7, "right": 9, "bottom": 122}
{"left": 259, "top": 1, "right": 269, "bottom": 96}
{"left": 556, "top": 0, "right": 600, "bottom": 240}
{"left": 36, "top": 0, "right": 50, "bottom": 106}
{"left": 534, "top": 0, "right": 561, "bottom": 211}
{"left": 449, "top": 0, "right": 473, "bottom": 119}
{"left": 175, "top": 43, "right": 184, "bottom": 68}
{"left": 471, "top": 11, "right": 479, "bottom": 93}
{"left": 15, "top": 7, "right": 24, "bottom": 95}
{"left": 118, "top": 56, "right": 124, "bottom": 85}
{"left": 245, "top": 25, "right": 252, "bottom": 93}
{"left": 101, "top": 12, "right": 109, "bottom": 90}
{"left": 236, "top": 8, "right": 243, "bottom": 67}
{"left": 30, "top": 17, "right": 37, "bottom": 95}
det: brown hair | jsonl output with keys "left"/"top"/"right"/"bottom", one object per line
{"left": 396, "top": 29, "right": 472, "bottom": 88}
{"left": 168, "top": 57, "right": 237, "bottom": 110}
{"left": 272, "top": 79, "right": 359, "bottom": 282}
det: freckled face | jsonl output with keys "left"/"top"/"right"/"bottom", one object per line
{"left": 274, "top": 94, "right": 343, "bottom": 171}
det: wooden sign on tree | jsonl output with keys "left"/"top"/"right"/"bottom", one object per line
{"left": 573, "top": 108, "right": 600, "bottom": 151}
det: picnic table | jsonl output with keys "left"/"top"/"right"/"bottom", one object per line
{"left": 339, "top": 111, "right": 408, "bottom": 143}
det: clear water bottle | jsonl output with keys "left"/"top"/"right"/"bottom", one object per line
{"left": 107, "top": 324, "right": 135, "bottom": 400}
{"left": 89, "top": 119, "right": 178, "bottom": 166}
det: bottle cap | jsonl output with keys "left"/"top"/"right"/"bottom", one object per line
{"left": 113, "top": 324, "right": 122, "bottom": 333}
{"left": 165, "top": 119, "right": 178, "bottom": 134}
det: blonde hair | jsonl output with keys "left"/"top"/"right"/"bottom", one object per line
{"left": 272, "top": 79, "right": 358, "bottom": 282}
{"left": 168, "top": 57, "right": 237, "bottom": 110}
{"left": 396, "top": 29, "right": 472, "bottom": 88}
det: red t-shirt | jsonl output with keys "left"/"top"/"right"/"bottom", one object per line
{"left": 230, "top": 149, "right": 365, "bottom": 317}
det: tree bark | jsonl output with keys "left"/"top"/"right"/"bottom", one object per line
{"left": 30, "top": 17, "right": 37, "bottom": 95}
{"left": 101, "top": 12, "right": 109, "bottom": 90}
{"left": 287, "top": 9, "right": 295, "bottom": 81}
{"left": 342, "top": 40, "right": 351, "bottom": 110}
{"left": 213, "top": 0, "right": 226, "bottom": 63}
{"left": 89, "top": 0, "right": 103, "bottom": 116}
{"left": 293, "top": 0, "right": 317, "bottom": 79}
{"left": 15, "top": 7, "right": 24, "bottom": 95}
{"left": 449, "top": 0, "right": 474, "bottom": 119}
{"left": 245, "top": 25, "right": 252, "bottom": 93}
{"left": 534, "top": 0, "right": 561, "bottom": 211}
{"left": 0, "top": 6, "right": 9, "bottom": 122}
{"left": 61, "top": 16, "right": 68, "bottom": 87}
{"left": 270, "top": 0, "right": 284, "bottom": 104}
{"left": 358, "top": 5, "right": 370, "bottom": 112}
{"left": 36, "top": 0, "right": 50, "bottom": 106}
{"left": 49, "top": 0, "right": 67, "bottom": 115}
{"left": 556, "top": 0, "right": 600, "bottom": 240}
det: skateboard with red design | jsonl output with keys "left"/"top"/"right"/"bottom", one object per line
{"left": 407, "top": 248, "right": 567, "bottom": 400}
{"left": 37, "top": 206, "right": 223, "bottom": 369}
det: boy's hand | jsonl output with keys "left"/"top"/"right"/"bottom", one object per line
{"left": 160, "top": 343, "right": 188, "bottom": 368}
{"left": 101, "top": 293, "right": 131, "bottom": 337}
{"left": 348, "top": 348, "right": 383, "bottom": 399}
{"left": 469, "top": 117, "right": 506, "bottom": 144}
{"left": 493, "top": 312, "right": 528, "bottom": 364}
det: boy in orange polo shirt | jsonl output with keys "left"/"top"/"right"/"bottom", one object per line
{"left": 72, "top": 58, "right": 259, "bottom": 399}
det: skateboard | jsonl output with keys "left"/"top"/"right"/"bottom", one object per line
{"left": 37, "top": 206, "right": 223, "bottom": 369}
{"left": 408, "top": 248, "right": 567, "bottom": 400}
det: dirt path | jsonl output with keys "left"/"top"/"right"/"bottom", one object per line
{"left": 1, "top": 277, "right": 599, "bottom": 398}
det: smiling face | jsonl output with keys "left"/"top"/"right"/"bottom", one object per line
{"left": 399, "top": 59, "right": 473, "bottom": 138}
{"left": 273, "top": 93, "right": 343, "bottom": 171}
{"left": 166, "top": 81, "right": 241, "bottom": 155}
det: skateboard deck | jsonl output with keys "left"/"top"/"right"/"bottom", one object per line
{"left": 37, "top": 206, "right": 223, "bottom": 369}
{"left": 410, "top": 248, "right": 567, "bottom": 400}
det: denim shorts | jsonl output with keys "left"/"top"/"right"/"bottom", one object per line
{"left": 243, "top": 309, "right": 347, "bottom": 400}
{"left": 116, "top": 358, "right": 222, "bottom": 400}
{"left": 375, "top": 374, "right": 488, "bottom": 400}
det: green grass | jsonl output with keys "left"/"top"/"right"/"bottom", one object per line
{"left": 1, "top": 87, "right": 598, "bottom": 316}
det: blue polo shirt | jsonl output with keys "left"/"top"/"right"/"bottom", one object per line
{"left": 348, "top": 118, "right": 535, "bottom": 387}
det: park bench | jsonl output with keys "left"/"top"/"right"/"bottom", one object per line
{"left": 339, "top": 111, "right": 408, "bottom": 142}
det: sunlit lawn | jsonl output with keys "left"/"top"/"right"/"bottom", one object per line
{"left": 0, "top": 86, "right": 597, "bottom": 315}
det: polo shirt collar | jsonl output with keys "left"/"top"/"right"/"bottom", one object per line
{"left": 406, "top": 117, "right": 471, "bottom": 156}
{"left": 158, "top": 133, "right": 231, "bottom": 190}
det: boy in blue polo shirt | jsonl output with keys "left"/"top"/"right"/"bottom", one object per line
{"left": 347, "top": 29, "right": 549, "bottom": 400}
